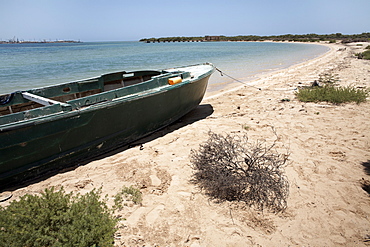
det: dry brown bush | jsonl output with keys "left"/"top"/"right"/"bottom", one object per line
{"left": 190, "top": 131, "right": 289, "bottom": 213}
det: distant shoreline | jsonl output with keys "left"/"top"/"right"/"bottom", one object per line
{"left": 139, "top": 33, "right": 370, "bottom": 43}
{"left": 0, "top": 40, "right": 81, "bottom": 44}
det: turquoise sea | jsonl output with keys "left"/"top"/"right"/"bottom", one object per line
{"left": 0, "top": 41, "right": 329, "bottom": 94}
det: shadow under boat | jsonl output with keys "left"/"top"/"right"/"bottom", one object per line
{"left": 361, "top": 160, "right": 370, "bottom": 195}
{"left": 1, "top": 104, "right": 213, "bottom": 192}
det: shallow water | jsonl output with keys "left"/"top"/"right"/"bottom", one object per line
{"left": 0, "top": 41, "right": 329, "bottom": 94}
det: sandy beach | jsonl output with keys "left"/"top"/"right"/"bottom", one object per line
{"left": 1, "top": 42, "right": 370, "bottom": 246}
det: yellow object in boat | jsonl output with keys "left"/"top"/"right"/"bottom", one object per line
{"left": 168, "top": 77, "right": 182, "bottom": 85}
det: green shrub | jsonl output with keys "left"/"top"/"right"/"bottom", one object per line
{"left": 114, "top": 186, "right": 142, "bottom": 210}
{"left": 0, "top": 187, "right": 117, "bottom": 247}
{"left": 296, "top": 85, "right": 368, "bottom": 104}
{"left": 356, "top": 45, "right": 370, "bottom": 59}
{"left": 357, "top": 50, "right": 370, "bottom": 60}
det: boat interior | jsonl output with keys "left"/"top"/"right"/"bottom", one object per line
{"left": 0, "top": 69, "right": 190, "bottom": 125}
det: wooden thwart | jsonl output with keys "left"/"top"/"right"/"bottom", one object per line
{"left": 22, "top": 92, "right": 69, "bottom": 107}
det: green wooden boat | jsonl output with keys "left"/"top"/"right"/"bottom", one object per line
{"left": 0, "top": 63, "right": 215, "bottom": 188}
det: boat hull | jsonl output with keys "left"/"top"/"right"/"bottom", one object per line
{"left": 0, "top": 65, "right": 213, "bottom": 188}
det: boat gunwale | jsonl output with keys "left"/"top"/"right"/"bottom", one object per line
{"left": 0, "top": 64, "right": 215, "bottom": 132}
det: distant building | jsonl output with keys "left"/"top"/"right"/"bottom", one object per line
{"left": 205, "top": 36, "right": 221, "bottom": 41}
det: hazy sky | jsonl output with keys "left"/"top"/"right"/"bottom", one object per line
{"left": 1, "top": 0, "right": 369, "bottom": 42}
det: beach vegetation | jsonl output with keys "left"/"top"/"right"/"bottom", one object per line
{"left": 296, "top": 85, "right": 368, "bottom": 104}
{"left": 357, "top": 50, "right": 370, "bottom": 60}
{"left": 318, "top": 72, "right": 339, "bottom": 85}
{"left": 296, "top": 72, "right": 368, "bottom": 104}
{"left": 190, "top": 131, "right": 289, "bottom": 213}
{"left": 0, "top": 187, "right": 117, "bottom": 247}
{"left": 356, "top": 45, "right": 370, "bottom": 60}
{"left": 113, "top": 185, "right": 142, "bottom": 210}
{"left": 242, "top": 125, "right": 251, "bottom": 131}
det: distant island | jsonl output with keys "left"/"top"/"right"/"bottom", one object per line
{"left": 140, "top": 33, "right": 370, "bottom": 43}
{"left": 0, "top": 38, "right": 81, "bottom": 44}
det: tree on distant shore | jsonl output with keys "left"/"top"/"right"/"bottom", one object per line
{"left": 140, "top": 33, "right": 370, "bottom": 43}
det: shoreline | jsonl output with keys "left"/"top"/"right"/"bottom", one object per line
{"left": 1, "top": 42, "right": 369, "bottom": 246}
{"left": 139, "top": 33, "right": 370, "bottom": 43}
{"left": 205, "top": 42, "right": 334, "bottom": 100}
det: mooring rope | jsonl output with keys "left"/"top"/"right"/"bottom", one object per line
{"left": 214, "top": 66, "right": 298, "bottom": 92}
